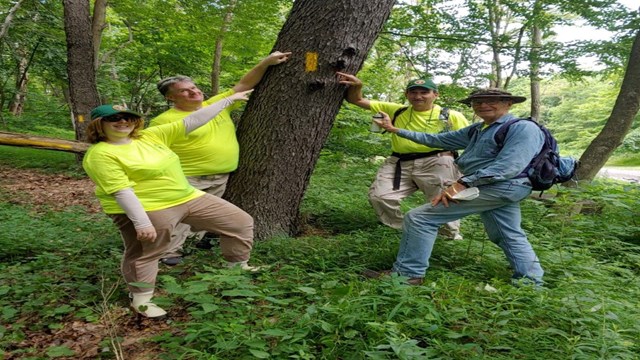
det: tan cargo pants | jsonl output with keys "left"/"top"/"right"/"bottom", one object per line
{"left": 163, "top": 173, "right": 229, "bottom": 258}
{"left": 368, "top": 153, "right": 462, "bottom": 238}
{"left": 111, "top": 193, "right": 252, "bottom": 294}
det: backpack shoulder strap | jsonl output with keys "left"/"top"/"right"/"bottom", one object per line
{"left": 391, "top": 106, "right": 409, "bottom": 126}
{"left": 467, "top": 121, "right": 484, "bottom": 139}
{"left": 494, "top": 117, "right": 535, "bottom": 149}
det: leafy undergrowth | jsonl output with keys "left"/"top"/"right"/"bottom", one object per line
{"left": 1, "top": 155, "right": 639, "bottom": 359}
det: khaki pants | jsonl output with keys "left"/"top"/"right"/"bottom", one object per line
{"left": 110, "top": 193, "right": 253, "bottom": 294}
{"left": 369, "top": 154, "right": 461, "bottom": 236}
{"left": 163, "top": 174, "right": 229, "bottom": 258}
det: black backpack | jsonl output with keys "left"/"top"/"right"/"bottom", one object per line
{"left": 469, "top": 117, "right": 578, "bottom": 191}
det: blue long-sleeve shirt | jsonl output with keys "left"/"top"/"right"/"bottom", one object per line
{"left": 396, "top": 113, "right": 545, "bottom": 187}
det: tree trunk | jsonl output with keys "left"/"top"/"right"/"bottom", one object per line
{"left": 577, "top": 29, "right": 640, "bottom": 181}
{"left": 0, "top": 0, "right": 24, "bottom": 41}
{"left": 63, "top": 0, "right": 101, "bottom": 144}
{"left": 529, "top": 23, "right": 542, "bottom": 121}
{"left": 211, "top": 0, "right": 237, "bottom": 96}
{"left": 9, "top": 55, "right": 29, "bottom": 116}
{"left": 91, "top": 0, "right": 108, "bottom": 71}
{"left": 488, "top": 2, "right": 503, "bottom": 88}
{"left": 225, "top": 0, "right": 395, "bottom": 240}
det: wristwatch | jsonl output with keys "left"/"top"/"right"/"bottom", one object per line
{"left": 457, "top": 179, "right": 470, "bottom": 188}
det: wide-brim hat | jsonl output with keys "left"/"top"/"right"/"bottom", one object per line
{"left": 459, "top": 88, "right": 526, "bottom": 105}
{"left": 90, "top": 104, "right": 142, "bottom": 120}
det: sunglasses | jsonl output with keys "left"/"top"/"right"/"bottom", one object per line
{"left": 102, "top": 114, "right": 137, "bottom": 122}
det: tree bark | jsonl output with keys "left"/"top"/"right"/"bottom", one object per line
{"left": 225, "top": 0, "right": 395, "bottom": 240}
{"left": 529, "top": 23, "right": 542, "bottom": 121}
{"left": 0, "top": 131, "right": 89, "bottom": 154}
{"left": 9, "top": 55, "right": 29, "bottom": 116}
{"left": 91, "top": 0, "right": 108, "bottom": 71}
{"left": 488, "top": 2, "right": 503, "bottom": 88}
{"left": 63, "top": 0, "right": 101, "bottom": 144}
{"left": 577, "top": 29, "right": 640, "bottom": 180}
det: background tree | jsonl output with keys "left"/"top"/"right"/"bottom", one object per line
{"left": 577, "top": 28, "right": 640, "bottom": 180}
{"left": 62, "top": 0, "right": 100, "bottom": 143}
{"left": 225, "top": 0, "right": 396, "bottom": 240}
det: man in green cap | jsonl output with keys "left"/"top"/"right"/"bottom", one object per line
{"left": 337, "top": 72, "right": 469, "bottom": 239}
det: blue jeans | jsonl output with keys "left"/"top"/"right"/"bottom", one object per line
{"left": 392, "top": 179, "right": 544, "bottom": 285}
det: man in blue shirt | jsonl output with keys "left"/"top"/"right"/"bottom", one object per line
{"left": 367, "top": 88, "right": 545, "bottom": 286}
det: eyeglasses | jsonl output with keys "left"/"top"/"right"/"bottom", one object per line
{"left": 470, "top": 99, "right": 505, "bottom": 106}
{"left": 102, "top": 114, "right": 137, "bottom": 122}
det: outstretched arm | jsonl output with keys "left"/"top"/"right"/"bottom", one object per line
{"left": 183, "top": 89, "right": 253, "bottom": 134}
{"left": 336, "top": 72, "right": 371, "bottom": 110}
{"left": 233, "top": 51, "right": 292, "bottom": 92}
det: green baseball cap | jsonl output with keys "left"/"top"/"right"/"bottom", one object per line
{"left": 406, "top": 78, "right": 438, "bottom": 91}
{"left": 90, "top": 104, "right": 142, "bottom": 120}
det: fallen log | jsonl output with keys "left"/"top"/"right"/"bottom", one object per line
{"left": 0, "top": 131, "right": 89, "bottom": 154}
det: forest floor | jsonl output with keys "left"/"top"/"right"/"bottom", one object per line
{"left": 2, "top": 164, "right": 638, "bottom": 359}
{"left": 0, "top": 166, "right": 180, "bottom": 359}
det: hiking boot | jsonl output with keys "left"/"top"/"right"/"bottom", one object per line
{"left": 225, "top": 260, "right": 262, "bottom": 272}
{"left": 362, "top": 269, "right": 423, "bottom": 285}
{"left": 131, "top": 292, "right": 167, "bottom": 318}
{"left": 160, "top": 257, "right": 183, "bottom": 266}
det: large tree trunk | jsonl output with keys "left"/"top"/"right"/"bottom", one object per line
{"left": 225, "top": 0, "right": 395, "bottom": 240}
{"left": 577, "top": 29, "right": 640, "bottom": 181}
{"left": 63, "top": 0, "right": 101, "bottom": 144}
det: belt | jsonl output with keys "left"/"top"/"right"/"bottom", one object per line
{"left": 390, "top": 151, "right": 453, "bottom": 190}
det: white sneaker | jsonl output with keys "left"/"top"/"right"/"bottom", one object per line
{"left": 225, "top": 260, "right": 262, "bottom": 272}
{"left": 131, "top": 292, "right": 167, "bottom": 318}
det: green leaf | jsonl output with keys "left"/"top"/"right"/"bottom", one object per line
{"left": 261, "top": 329, "right": 289, "bottom": 337}
{"left": 298, "top": 287, "right": 317, "bottom": 295}
{"left": 249, "top": 349, "right": 271, "bottom": 358}
{"left": 201, "top": 303, "right": 219, "bottom": 313}
{"left": 2, "top": 306, "right": 18, "bottom": 321}
{"left": 46, "top": 346, "right": 75, "bottom": 357}
{"left": 221, "top": 289, "right": 261, "bottom": 297}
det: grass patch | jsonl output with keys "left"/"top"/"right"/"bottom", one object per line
{"left": 606, "top": 153, "right": 640, "bottom": 167}
{"left": 0, "top": 145, "right": 83, "bottom": 173}
{"left": 2, "top": 153, "right": 639, "bottom": 359}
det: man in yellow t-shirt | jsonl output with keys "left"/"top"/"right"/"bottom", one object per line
{"left": 150, "top": 51, "right": 291, "bottom": 264}
{"left": 337, "top": 72, "right": 469, "bottom": 239}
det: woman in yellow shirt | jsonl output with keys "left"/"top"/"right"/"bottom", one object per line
{"left": 83, "top": 90, "right": 255, "bottom": 318}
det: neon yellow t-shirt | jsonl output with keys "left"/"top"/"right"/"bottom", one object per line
{"left": 82, "top": 121, "right": 204, "bottom": 214}
{"left": 148, "top": 89, "right": 243, "bottom": 176}
{"left": 370, "top": 101, "right": 469, "bottom": 154}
